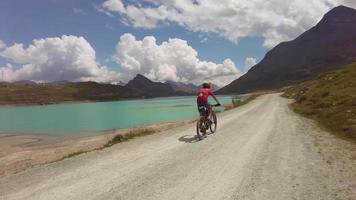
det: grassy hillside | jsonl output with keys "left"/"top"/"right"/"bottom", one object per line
{"left": 283, "top": 63, "right": 356, "bottom": 140}
{"left": 0, "top": 82, "right": 141, "bottom": 105}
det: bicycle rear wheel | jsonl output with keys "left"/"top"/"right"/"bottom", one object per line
{"left": 196, "top": 117, "right": 202, "bottom": 140}
{"left": 210, "top": 112, "right": 217, "bottom": 133}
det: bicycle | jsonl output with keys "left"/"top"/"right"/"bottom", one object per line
{"left": 196, "top": 104, "right": 219, "bottom": 140}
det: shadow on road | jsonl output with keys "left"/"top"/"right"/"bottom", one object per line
{"left": 178, "top": 135, "right": 201, "bottom": 143}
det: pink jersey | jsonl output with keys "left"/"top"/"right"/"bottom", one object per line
{"left": 197, "top": 88, "right": 213, "bottom": 104}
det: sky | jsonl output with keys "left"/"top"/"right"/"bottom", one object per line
{"left": 0, "top": 0, "right": 355, "bottom": 86}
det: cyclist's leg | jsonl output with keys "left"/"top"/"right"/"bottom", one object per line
{"left": 205, "top": 102, "right": 213, "bottom": 123}
{"left": 197, "top": 103, "right": 206, "bottom": 116}
{"left": 197, "top": 103, "right": 207, "bottom": 128}
{"left": 203, "top": 102, "right": 210, "bottom": 116}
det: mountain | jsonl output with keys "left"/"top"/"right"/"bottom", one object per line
{"left": 218, "top": 6, "right": 356, "bottom": 94}
{"left": 13, "top": 80, "right": 37, "bottom": 85}
{"left": 211, "top": 83, "right": 221, "bottom": 91}
{"left": 68, "top": 82, "right": 141, "bottom": 101}
{"left": 164, "top": 81, "right": 222, "bottom": 94}
{"left": 198, "top": 83, "right": 221, "bottom": 91}
{"left": 47, "top": 80, "right": 70, "bottom": 85}
{"left": 0, "top": 81, "right": 141, "bottom": 105}
{"left": 117, "top": 81, "right": 126, "bottom": 86}
{"left": 165, "top": 81, "right": 198, "bottom": 94}
{"left": 126, "top": 74, "right": 176, "bottom": 97}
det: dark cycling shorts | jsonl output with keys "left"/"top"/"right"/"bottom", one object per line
{"left": 197, "top": 102, "right": 210, "bottom": 116}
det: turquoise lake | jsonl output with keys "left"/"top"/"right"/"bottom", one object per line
{"left": 0, "top": 96, "right": 233, "bottom": 135}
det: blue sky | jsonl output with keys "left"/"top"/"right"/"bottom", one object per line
{"left": 0, "top": 0, "right": 353, "bottom": 85}
{"left": 0, "top": 0, "right": 267, "bottom": 69}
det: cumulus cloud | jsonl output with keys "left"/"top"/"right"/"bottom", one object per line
{"left": 0, "top": 35, "right": 120, "bottom": 82}
{"left": 113, "top": 33, "right": 241, "bottom": 86}
{"left": 0, "top": 40, "right": 6, "bottom": 50}
{"left": 244, "top": 57, "right": 257, "bottom": 73}
{"left": 102, "top": 0, "right": 125, "bottom": 13}
{"left": 73, "top": 8, "right": 86, "bottom": 15}
{"left": 339, "top": 0, "right": 356, "bottom": 7}
{"left": 101, "top": 0, "right": 356, "bottom": 48}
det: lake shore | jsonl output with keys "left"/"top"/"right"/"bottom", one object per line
{"left": 0, "top": 120, "right": 194, "bottom": 175}
{"left": 0, "top": 95, "right": 250, "bottom": 175}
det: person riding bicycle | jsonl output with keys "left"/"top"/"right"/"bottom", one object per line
{"left": 197, "top": 83, "right": 221, "bottom": 118}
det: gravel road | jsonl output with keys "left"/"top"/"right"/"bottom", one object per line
{"left": 1, "top": 93, "right": 355, "bottom": 200}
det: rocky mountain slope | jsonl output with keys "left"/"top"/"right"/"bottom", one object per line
{"left": 218, "top": 6, "right": 356, "bottom": 94}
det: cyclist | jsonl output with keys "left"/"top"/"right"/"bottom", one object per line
{"left": 197, "top": 82, "right": 221, "bottom": 119}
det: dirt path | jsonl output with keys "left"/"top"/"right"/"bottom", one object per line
{"left": 1, "top": 94, "right": 355, "bottom": 200}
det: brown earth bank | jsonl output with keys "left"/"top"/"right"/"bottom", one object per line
{"left": 0, "top": 121, "right": 194, "bottom": 175}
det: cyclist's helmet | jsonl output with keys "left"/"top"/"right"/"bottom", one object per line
{"left": 202, "top": 82, "right": 211, "bottom": 88}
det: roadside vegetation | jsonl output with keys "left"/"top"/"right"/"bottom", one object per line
{"left": 283, "top": 62, "right": 356, "bottom": 141}
{"left": 223, "top": 94, "right": 260, "bottom": 111}
{"left": 103, "top": 128, "right": 156, "bottom": 148}
{"left": 232, "top": 95, "right": 259, "bottom": 107}
{"left": 57, "top": 128, "right": 159, "bottom": 161}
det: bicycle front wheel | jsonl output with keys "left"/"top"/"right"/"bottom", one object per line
{"left": 210, "top": 112, "right": 217, "bottom": 133}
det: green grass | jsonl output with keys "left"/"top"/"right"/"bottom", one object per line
{"left": 231, "top": 94, "right": 259, "bottom": 108}
{"left": 283, "top": 62, "right": 356, "bottom": 142}
{"left": 61, "top": 151, "right": 87, "bottom": 159}
{"left": 55, "top": 128, "right": 158, "bottom": 162}
{"left": 103, "top": 128, "right": 157, "bottom": 148}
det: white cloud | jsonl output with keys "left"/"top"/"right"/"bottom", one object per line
{"left": 94, "top": 4, "right": 115, "bottom": 18}
{"left": 105, "top": 24, "right": 114, "bottom": 30}
{"left": 0, "top": 35, "right": 120, "bottom": 82}
{"left": 101, "top": 0, "right": 356, "bottom": 48}
{"left": 113, "top": 33, "right": 241, "bottom": 86}
{"left": 73, "top": 8, "right": 86, "bottom": 15}
{"left": 244, "top": 57, "right": 257, "bottom": 73}
{"left": 200, "top": 37, "right": 208, "bottom": 43}
{"left": 102, "top": 0, "right": 125, "bottom": 13}
{"left": 339, "top": 0, "right": 356, "bottom": 8}
{"left": 0, "top": 40, "right": 6, "bottom": 50}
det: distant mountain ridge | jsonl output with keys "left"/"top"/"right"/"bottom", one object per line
{"left": 125, "top": 74, "right": 223, "bottom": 96}
{"left": 218, "top": 6, "right": 356, "bottom": 94}
{"left": 13, "top": 80, "right": 37, "bottom": 85}
{"left": 165, "top": 81, "right": 198, "bottom": 94}
{"left": 47, "top": 80, "right": 70, "bottom": 85}
{"left": 0, "top": 81, "right": 141, "bottom": 105}
{"left": 165, "top": 81, "right": 221, "bottom": 94}
{"left": 126, "top": 74, "right": 177, "bottom": 97}
{"left": 3, "top": 74, "right": 224, "bottom": 105}
{"left": 199, "top": 83, "right": 221, "bottom": 91}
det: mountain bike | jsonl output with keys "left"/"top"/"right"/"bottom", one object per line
{"left": 196, "top": 104, "right": 219, "bottom": 140}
